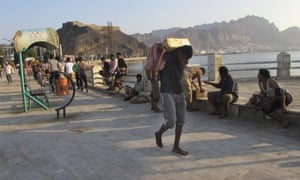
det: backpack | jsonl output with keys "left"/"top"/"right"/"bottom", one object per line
{"left": 275, "top": 88, "right": 293, "bottom": 105}
{"left": 285, "top": 90, "right": 293, "bottom": 105}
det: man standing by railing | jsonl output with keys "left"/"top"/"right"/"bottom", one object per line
{"left": 99, "top": 57, "right": 110, "bottom": 85}
{"left": 78, "top": 57, "right": 88, "bottom": 92}
{"left": 107, "top": 54, "right": 118, "bottom": 91}
{"left": 72, "top": 57, "right": 81, "bottom": 90}
{"left": 117, "top": 52, "right": 127, "bottom": 76}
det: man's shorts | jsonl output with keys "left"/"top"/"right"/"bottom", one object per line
{"left": 161, "top": 93, "right": 186, "bottom": 129}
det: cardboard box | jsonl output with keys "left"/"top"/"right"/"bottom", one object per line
{"left": 163, "top": 38, "right": 191, "bottom": 52}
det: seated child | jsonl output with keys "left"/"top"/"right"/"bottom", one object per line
{"left": 124, "top": 74, "right": 144, "bottom": 101}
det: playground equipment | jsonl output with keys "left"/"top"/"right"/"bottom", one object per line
{"left": 13, "top": 28, "right": 75, "bottom": 116}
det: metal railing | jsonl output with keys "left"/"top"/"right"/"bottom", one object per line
{"left": 88, "top": 58, "right": 300, "bottom": 89}
{"left": 223, "top": 60, "right": 300, "bottom": 72}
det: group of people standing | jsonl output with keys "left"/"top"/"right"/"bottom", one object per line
{"left": 99, "top": 52, "right": 128, "bottom": 94}
{"left": 28, "top": 54, "right": 88, "bottom": 93}
{"left": 72, "top": 56, "right": 88, "bottom": 92}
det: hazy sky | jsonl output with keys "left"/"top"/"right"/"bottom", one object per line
{"left": 1, "top": 0, "right": 299, "bottom": 44}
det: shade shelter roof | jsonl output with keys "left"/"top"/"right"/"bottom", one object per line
{"left": 13, "top": 28, "right": 60, "bottom": 112}
{"left": 13, "top": 28, "right": 59, "bottom": 53}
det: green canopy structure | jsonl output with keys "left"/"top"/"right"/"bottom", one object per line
{"left": 13, "top": 28, "right": 60, "bottom": 112}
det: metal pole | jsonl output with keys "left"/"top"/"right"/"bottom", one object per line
{"left": 107, "top": 21, "right": 113, "bottom": 54}
{"left": 59, "top": 44, "right": 63, "bottom": 57}
{"left": 6, "top": 47, "right": 9, "bottom": 61}
{"left": 19, "top": 52, "right": 28, "bottom": 112}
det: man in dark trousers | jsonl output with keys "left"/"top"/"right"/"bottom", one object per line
{"left": 116, "top": 52, "right": 128, "bottom": 76}
{"left": 154, "top": 45, "right": 193, "bottom": 156}
{"left": 99, "top": 57, "right": 110, "bottom": 85}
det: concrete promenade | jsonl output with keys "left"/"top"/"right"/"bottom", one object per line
{"left": 0, "top": 75, "right": 300, "bottom": 180}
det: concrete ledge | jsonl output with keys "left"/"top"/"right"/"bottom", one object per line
{"left": 195, "top": 98, "right": 240, "bottom": 117}
{"left": 195, "top": 98, "right": 300, "bottom": 127}
{"left": 94, "top": 83, "right": 300, "bottom": 128}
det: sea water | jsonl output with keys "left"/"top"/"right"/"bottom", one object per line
{"left": 127, "top": 51, "right": 300, "bottom": 79}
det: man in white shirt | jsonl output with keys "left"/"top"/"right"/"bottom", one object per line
{"left": 4, "top": 62, "right": 14, "bottom": 84}
{"left": 64, "top": 57, "right": 74, "bottom": 79}
{"left": 107, "top": 54, "right": 118, "bottom": 91}
{"left": 108, "top": 54, "right": 118, "bottom": 75}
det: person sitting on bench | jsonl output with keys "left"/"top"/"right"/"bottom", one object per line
{"left": 124, "top": 74, "right": 144, "bottom": 101}
{"left": 205, "top": 66, "right": 239, "bottom": 119}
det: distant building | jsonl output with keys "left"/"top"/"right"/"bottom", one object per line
{"left": 0, "top": 44, "right": 14, "bottom": 61}
{"left": 62, "top": 21, "right": 120, "bottom": 31}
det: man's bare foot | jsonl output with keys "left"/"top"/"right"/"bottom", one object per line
{"left": 155, "top": 132, "right": 163, "bottom": 148}
{"left": 282, "top": 106, "right": 288, "bottom": 113}
{"left": 172, "top": 147, "right": 189, "bottom": 156}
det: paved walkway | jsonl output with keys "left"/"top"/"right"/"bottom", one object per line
{"left": 0, "top": 75, "right": 300, "bottom": 180}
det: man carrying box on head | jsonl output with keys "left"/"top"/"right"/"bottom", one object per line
{"left": 154, "top": 43, "right": 193, "bottom": 156}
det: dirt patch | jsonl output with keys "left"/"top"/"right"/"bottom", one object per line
{"left": 68, "top": 127, "right": 92, "bottom": 133}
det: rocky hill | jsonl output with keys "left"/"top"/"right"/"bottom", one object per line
{"left": 132, "top": 15, "right": 300, "bottom": 55}
{"left": 57, "top": 21, "right": 147, "bottom": 57}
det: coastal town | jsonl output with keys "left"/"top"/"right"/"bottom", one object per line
{"left": 1, "top": 2, "right": 300, "bottom": 178}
